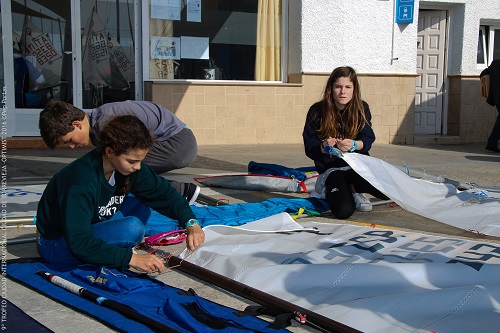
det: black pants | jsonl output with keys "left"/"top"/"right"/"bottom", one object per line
{"left": 325, "top": 168, "right": 389, "bottom": 220}
{"left": 487, "top": 105, "right": 500, "bottom": 148}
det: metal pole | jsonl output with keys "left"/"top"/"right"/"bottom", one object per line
{"left": 196, "top": 193, "right": 229, "bottom": 206}
{"left": 4, "top": 216, "right": 35, "bottom": 224}
{"left": 36, "top": 270, "right": 180, "bottom": 333}
{"left": 3, "top": 194, "right": 229, "bottom": 245}
{"left": 166, "top": 256, "right": 361, "bottom": 333}
{"left": 7, "top": 237, "right": 37, "bottom": 245}
{"left": 394, "top": 165, "right": 500, "bottom": 192}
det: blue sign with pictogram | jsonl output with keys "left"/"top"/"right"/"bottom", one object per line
{"left": 395, "top": 0, "right": 414, "bottom": 23}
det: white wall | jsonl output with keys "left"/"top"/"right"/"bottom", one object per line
{"left": 299, "top": 0, "right": 418, "bottom": 74}
{"left": 292, "top": 0, "right": 500, "bottom": 76}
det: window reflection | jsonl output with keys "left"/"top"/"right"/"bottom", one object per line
{"left": 11, "top": 0, "right": 70, "bottom": 108}
{"left": 148, "top": 0, "right": 282, "bottom": 81}
{"left": 478, "top": 25, "right": 500, "bottom": 66}
{"left": 494, "top": 28, "right": 500, "bottom": 61}
{"left": 477, "top": 29, "right": 485, "bottom": 65}
{"left": 81, "top": 0, "right": 136, "bottom": 108}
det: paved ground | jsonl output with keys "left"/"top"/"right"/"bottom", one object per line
{"left": 3, "top": 142, "right": 500, "bottom": 332}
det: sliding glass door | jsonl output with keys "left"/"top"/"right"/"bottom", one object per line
{"left": 1, "top": 0, "right": 139, "bottom": 136}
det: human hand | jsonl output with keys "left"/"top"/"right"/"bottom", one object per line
{"left": 336, "top": 138, "right": 356, "bottom": 152}
{"left": 322, "top": 137, "right": 343, "bottom": 157}
{"left": 321, "top": 137, "right": 339, "bottom": 152}
{"left": 129, "top": 253, "right": 165, "bottom": 273}
{"left": 186, "top": 224, "right": 205, "bottom": 251}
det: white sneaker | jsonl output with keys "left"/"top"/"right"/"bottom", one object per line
{"left": 183, "top": 183, "right": 201, "bottom": 205}
{"left": 353, "top": 193, "right": 372, "bottom": 212}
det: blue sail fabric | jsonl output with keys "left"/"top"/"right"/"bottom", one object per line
{"left": 247, "top": 161, "right": 316, "bottom": 181}
{"left": 2, "top": 298, "right": 53, "bottom": 332}
{"left": 7, "top": 260, "right": 291, "bottom": 333}
{"left": 145, "top": 198, "right": 329, "bottom": 236}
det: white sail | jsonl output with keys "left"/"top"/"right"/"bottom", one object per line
{"left": 107, "top": 32, "right": 134, "bottom": 88}
{"left": 81, "top": 6, "right": 112, "bottom": 89}
{"left": 184, "top": 214, "right": 500, "bottom": 333}
{"left": 21, "top": 17, "right": 63, "bottom": 88}
{"left": 81, "top": 6, "right": 135, "bottom": 90}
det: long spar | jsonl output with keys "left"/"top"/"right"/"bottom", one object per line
{"left": 166, "top": 255, "right": 361, "bottom": 333}
{"left": 36, "top": 270, "right": 181, "bottom": 333}
{"left": 393, "top": 165, "right": 500, "bottom": 192}
{"left": 4, "top": 194, "right": 226, "bottom": 245}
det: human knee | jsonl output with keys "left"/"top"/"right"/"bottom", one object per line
{"left": 170, "top": 157, "right": 194, "bottom": 170}
{"left": 125, "top": 217, "right": 146, "bottom": 244}
{"left": 325, "top": 191, "right": 355, "bottom": 220}
{"left": 331, "top": 207, "right": 355, "bottom": 220}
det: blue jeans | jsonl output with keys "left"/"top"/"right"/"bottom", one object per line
{"left": 38, "top": 196, "right": 151, "bottom": 265}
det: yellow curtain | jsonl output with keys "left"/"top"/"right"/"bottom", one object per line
{"left": 255, "top": 0, "right": 282, "bottom": 81}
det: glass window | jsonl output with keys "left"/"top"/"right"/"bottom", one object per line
{"left": 10, "top": 0, "right": 70, "bottom": 109}
{"left": 477, "top": 27, "right": 486, "bottom": 66}
{"left": 479, "top": 25, "right": 500, "bottom": 67}
{"left": 490, "top": 27, "right": 500, "bottom": 63}
{"left": 145, "top": 0, "right": 283, "bottom": 81}
{"left": 81, "top": 0, "right": 136, "bottom": 108}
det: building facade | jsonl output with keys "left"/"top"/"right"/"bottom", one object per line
{"left": 1, "top": 0, "right": 499, "bottom": 146}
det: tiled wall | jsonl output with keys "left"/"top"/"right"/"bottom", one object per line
{"left": 448, "top": 75, "right": 497, "bottom": 143}
{"left": 146, "top": 73, "right": 426, "bottom": 146}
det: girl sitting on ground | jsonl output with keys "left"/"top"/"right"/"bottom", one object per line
{"left": 303, "top": 66, "right": 389, "bottom": 219}
{"left": 36, "top": 115, "right": 204, "bottom": 273}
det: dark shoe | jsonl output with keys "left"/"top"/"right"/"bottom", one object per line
{"left": 485, "top": 145, "right": 500, "bottom": 152}
{"left": 183, "top": 183, "right": 201, "bottom": 205}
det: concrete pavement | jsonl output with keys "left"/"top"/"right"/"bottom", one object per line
{"left": 4, "top": 142, "right": 500, "bottom": 332}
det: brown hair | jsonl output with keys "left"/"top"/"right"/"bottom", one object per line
{"left": 38, "top": 100, "right": 86, "bottom": 149}
{"left": 96, "top": 115, "right": 154, "bottom": 156}
{"left": 97, "top": 115, "right": 154, "bottom": 193}
{"left": 314, "top": 66, "right": 369, "bottom": 139}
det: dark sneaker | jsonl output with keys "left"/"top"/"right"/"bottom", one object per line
{"left": 485, "top": 145, "right": 500, "bottom": 152}
{"left": 183, "top": 183, "right": 201, "bottom": 205}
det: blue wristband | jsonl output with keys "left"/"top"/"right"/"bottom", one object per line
{"left": 348, "top": 140, "right": 358, "bottom": 152}
{"left": 185, "top": 219, "right": 200, "bottom": 228}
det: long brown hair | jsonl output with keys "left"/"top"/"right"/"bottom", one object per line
{"left": 315, "top": 66, "right": 368, "bottom": 139}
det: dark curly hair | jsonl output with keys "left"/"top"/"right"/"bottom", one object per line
{"left": 97, "top": 115, "right": 154, "bottom": 155}
{"left": 39, "top": 100, "right": 87, "bottom": 149}
{"left": 97, "top": 115, "right": 154, "bottom": 193}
